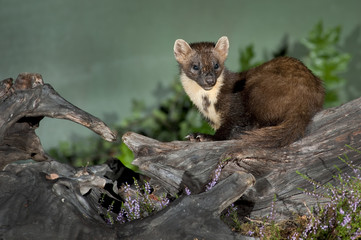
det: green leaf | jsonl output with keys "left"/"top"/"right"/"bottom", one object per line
{"left": 117, "top": 142, "right": 138, "bottom": 172}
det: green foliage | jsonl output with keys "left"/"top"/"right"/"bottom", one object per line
{"left": 48, "top": 136, "right": 118, "bottom": 167}
{"left": 239, "top": 44, "right": 263, "bottom": 71}
{"left": 117, "top": 142, "right": 138, "bottom": 172}
{"left": 301, "top": 21, "right": 351, "bottom": 108}
{"left": 119, "top": 80, "right": 214, "bottom": 142}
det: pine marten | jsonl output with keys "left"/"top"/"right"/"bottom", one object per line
{"left": 173, "top": 36, "right": 324, "bottom": 147}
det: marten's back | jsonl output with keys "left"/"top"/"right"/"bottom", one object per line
{"left": 222, "top": 57, "right": 324, "bottom": 146}
{"left": 244, "top": 57, "right": 324, "bottom": 126}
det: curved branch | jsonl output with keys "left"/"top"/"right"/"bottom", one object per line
{"left": 0, "top": 74, "right": 117, "bottom": 169}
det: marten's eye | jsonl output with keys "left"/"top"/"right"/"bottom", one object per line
{"left": 214, "top": 63, "right": 219, "bottom": 70}
{"left": 192, "top": 65, "right": 199, "bottom": 71}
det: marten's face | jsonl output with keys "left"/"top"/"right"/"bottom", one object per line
{"left": 174, "top": 37, "right": 229, "bottom": 91}
{"left": 183, "top": 47, "right": 223, "bottom": 90}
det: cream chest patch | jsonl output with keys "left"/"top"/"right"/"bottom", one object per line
{"left": 180, "top": 72, "right": 224, "bottom": 130}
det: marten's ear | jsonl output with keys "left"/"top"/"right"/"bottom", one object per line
{"left": 214, "top": 36, "right": 229, "bottom": 63}
{"left": 174, "top": 39, "right": 192, "bottom": 64}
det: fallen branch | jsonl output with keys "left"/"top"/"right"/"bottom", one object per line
{"left": 123, "top": 96, "right": 361, "bottom": 219}
{"left": 0, "top": 73, "right": 116, "bottom": 169}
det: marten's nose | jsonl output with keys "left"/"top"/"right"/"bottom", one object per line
{"left": 205, "top": 77, "right": 216, "bottom": 86}
{"left": 204, "top": 72, "right": 216, "bottom": 86}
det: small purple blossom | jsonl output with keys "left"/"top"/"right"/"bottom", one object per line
{"left": 107, "top": 201, "right": 114, "bottom": 213}
{"left": 302, "top": 221, "right": 313, "bottom": 238}
{"left": 185, "top": 186, "right": 191, "bottom": 195}
{"left": 340, "top": 214, "right": 352, "bottom": 227}
{"left": 144, "top": 181, "right": 151, "bottom": 195}
{"left": 259, "top": 225, "right": 265, "bottom": 238}
{"left": 320, "top": 225, "right": 328, "bottom": 230}
{"left": 351, "top": 228, "right": 361, "bottom": 240}
{"left": 205, "top": 163, "right": 223, "bottom": 191}
{"left": 267, "top": 199, "right": 276, "bottom": 222}
{"left": 116, "top": 208, "right": 126, "bottom": 224}
{"left": 339, "top": 208, "right": 345, "bottom": 215}
{"left": 159, "top": 196, "right": 169, "bottom": 208}
{"left": 124, "top": 182, "right": 131, "bottom": 193}
{"left": 350, "top": 197, "right": 360, "bottom": 212}
{"left": 290, "top": 232, "right": 299, "bottom": 240}
{"left": 225, "top": 203, "right": 237, "bottom": 217}
{"left": 106, "top": 216, "right": 114, "bottom": 225}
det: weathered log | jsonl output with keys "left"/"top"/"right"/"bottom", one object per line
{"left": 123, "top": 96, "right": 361, "bottom": 220}
{"left": 0, "top": 73, "right": 257, "bottom": 239}
{"left": 0, "top": 73, "right": 117, "bottom": 169}
{"left": 0, "top": 158, "right": 255, "bottom": 240}
{"left": 0, "top": 161, "right": 116, "bottom": 240}
{"left": 1, "top": 72, "right": 361, "bottom": 239}
{"left": 117, "top": 171, "right": 255, "bottom": 240}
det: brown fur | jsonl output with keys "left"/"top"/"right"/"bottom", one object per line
{"left": 174, "top": 37, "right": 324, "bottom": 147}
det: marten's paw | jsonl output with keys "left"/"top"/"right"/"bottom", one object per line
{"left": 185, "top": 133, "right": 214, "bottom": 142}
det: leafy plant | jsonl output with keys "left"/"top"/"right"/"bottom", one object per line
{"left": 301, "top": 21, "right": 351, "bottom": 108}
{"left": 239, "top": 44, "right": 263, "bottom": 71}
{"left": 117, "top": 142, "right": 138, "bottom": 172}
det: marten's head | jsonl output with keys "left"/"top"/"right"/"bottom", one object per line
{"left": 174, "top": 36, "right": 229, "bottom": 91}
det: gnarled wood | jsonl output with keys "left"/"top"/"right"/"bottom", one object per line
{"left": 123, "top": 96, "right": 361, "bottom": 219}
{"left": 0, "top": 73, "right": 117, "bottom": 169}
{"left": 1, "top": 73, "right": 361, "bottom": 239}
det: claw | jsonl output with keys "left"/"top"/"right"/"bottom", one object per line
{"left": 185, "top": 133, "right": 198, "bottom": 142}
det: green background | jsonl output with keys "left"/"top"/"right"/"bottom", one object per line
{"left": 1, "top": 0, "right": 360, "bottom": 149}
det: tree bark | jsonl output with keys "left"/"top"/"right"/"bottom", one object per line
{"left": 123, "top": 96, "right": 361, "bottom": 220}
{"left": 1, "top": 73, "right": 360, "bottom": 239}
{"left": 0, "top": 73, "right": 117, "bottom": 169}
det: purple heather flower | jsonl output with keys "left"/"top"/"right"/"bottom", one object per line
{"left": 159, "top": 196, "right": 169, "bottom": 208}
{"left": 116, "top": 209, "right": 126, "bottom": 224}
{"left": 225, "top": 204, "right": 237, "bottom": 217}
{"left": 351, "top": 228, "right": 361, "bottom": 240}
{"left": 107, "top": 201, "right": 114, "bottom": 213}
{"left": 339, "top": 208, "right": 345, "bottom": 215}
{"left": 185, "top": 186, "right": 191, "bottom": 196}
{"left": 134, "top": 200, "right": 140, "bottom": 218}
{"left": 349, "top": 196, "right": 361, "bottom": 212}
{"left": 144, "top": 181, "right": 151, "bottom": 195}
{"left": 123, "top": 196, "right": 141, "bottom": 221}
{"left": 268, "top": 200, "right": 276, "bottom": 221}
{"left": 247, "top": 231, "right": 254, "bottom": 236}
{"left": 124, "top": 182, "right": 131, "bottom": 193}
{"left": 259, "top": 225, "right": 265, "bottom": 238}
{"left": 134, "top": 179, "right": 141, "bottom": 192}
{"left": 302, "top": 221, "right": 313, "bottom": 238}
{"left": 290, "top": 232, "right": 299, "bottom": 240}
{"left": 205, "top": 163, "right": 223, "bottom": 191}
{"left": 340, "top": 214, "right": 352, "bottom": 227}
{"left": 106, "top": 217, "right": 114, "bottom": 225}
{"left": 321, "top": 225, "right": 328, "bottom": 230}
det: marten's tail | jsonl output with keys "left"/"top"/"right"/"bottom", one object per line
{"left": 240, "top": 118, "right": 311, "bottom": 148}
